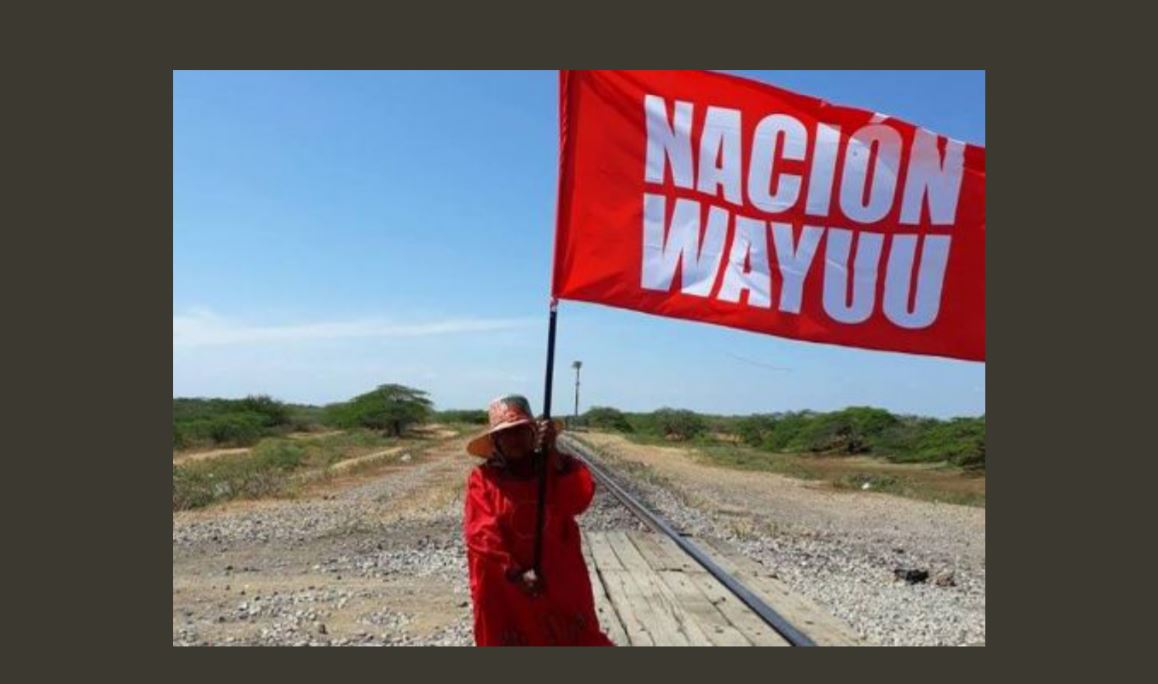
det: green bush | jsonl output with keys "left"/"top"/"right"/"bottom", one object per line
{"left": 173, "top": 424, "right": 189, "bottom": 449}
{"left": 736, "top": 412, "right": 811, "bottom": 451}
{"left": 172, "top": 441, "right": 307, "bottom": 510}
{"left": 207, "top": 413, "right": 266, "bottom": 445}
{"left": 172, "top": 468, "right": 215, "bottom": 510}
{"left": 737, "top": 414, "right": 774, "bottom": 447}
{"left": 914, "top": 416, "right": 985, "bottom": 469}
{"left": 792, "top": 407, "right": 898, "bottom": 453}
{"left": 173, "top": 395, "right": 295, "bottom": 449}
{"left": 650, "top": 408, "right": 707, "bottom": 441}
{"left": 579, "top": 406, "right": 634, "bottom": 432}
{"left": 623, "top": 405, "right": 984, "bottom": 469}
{"left": 252, "top": 441, "right": 306, "bottom": 471}
{"left": 236, "top": 395, "right": 290, "bottom": 426}
{"left": 285, "top": 403, "right": 326, "bottom": 432}
{"left": 436, "top": 409, "right": 489, "bottom": 424}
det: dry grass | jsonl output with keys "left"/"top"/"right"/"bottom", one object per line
{"left": 680, "top": 442, "right": 985, "bottom": 506}
{"left": 587, "top": 431, "right": 985, "bottom": 508}
{"left": 173, "top": 425, "right": 470, "bottom": 510}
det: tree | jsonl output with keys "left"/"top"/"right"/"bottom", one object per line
{"left": 237, "top": 394, "right": 291, "bottom": 427}
{"left": 580, "top": 406, "right": 633, "bottom": 432}
{"left": 324, "top": 384, "right": 433, "bottom": 436}
{"left": 651, "top": 408, "right": 707, "bottom": 441}
{"left": 736, "top": 414, "right": 777, "bottom": 447}
{"left": 798, "top": 406, "right": 898, "bottom": 454}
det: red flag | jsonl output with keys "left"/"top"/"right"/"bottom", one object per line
{"left": 551, "top": 70, "right": 985, "bottom": 361}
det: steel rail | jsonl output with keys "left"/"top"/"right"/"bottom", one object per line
{"left": 561, "top": 434, "right": 817, "bottom": 647}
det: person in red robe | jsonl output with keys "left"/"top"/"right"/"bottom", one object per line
{"left": 463, "top": 394, "right": 614, "bottom": 647}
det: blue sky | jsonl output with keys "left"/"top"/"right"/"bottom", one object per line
{"left": 174, "top": 70, "right": 985, "bottom": 418}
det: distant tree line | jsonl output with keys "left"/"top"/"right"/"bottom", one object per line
{"left": 174, "top": 384, "right": 435, "bottom": 449}
{"left": 173, "top": 395, "right": 297, "bottom": 449}
{"left": 572, "top": 405, "right": 985, "bottom": 470}
{"left": 174, "top": 390, "right": 984, "bottom": 471}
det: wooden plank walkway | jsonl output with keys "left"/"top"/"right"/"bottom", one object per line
{"left": 582, "top": 530, "right": 859, "bottom": 646}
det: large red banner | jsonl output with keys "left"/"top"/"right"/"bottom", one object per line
{"left": 551, "top": 70, "right": 985, "bottom": 361}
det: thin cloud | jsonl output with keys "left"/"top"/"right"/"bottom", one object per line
{"left": 174, "top": 308, "right": 536, "bottom": 347}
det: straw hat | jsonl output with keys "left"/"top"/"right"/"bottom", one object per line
{"left": 466, "top": 394, "right": 549, "bottom": 458}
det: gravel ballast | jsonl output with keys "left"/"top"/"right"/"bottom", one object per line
{"left": 174, "top": 433, "right": 984, "bottom": 646}
{"left": 567, "top": 434, "right": 985, "bottom": 646}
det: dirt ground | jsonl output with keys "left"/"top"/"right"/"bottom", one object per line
{"left": 172, "top": 434, "right": 478, "bottom": 646}
{"left": 173, "top": 446, "right": 252, "bottom": 466}
{"left": 571, "top": 432, "right": 986, "bottom": 645}
{"left": 577, "top": 432, "right": 984, "bottom": 561}
{"left": 174, "top": 428, "right": 985, "bottom": 646}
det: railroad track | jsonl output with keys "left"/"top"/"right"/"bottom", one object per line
{"left": 562, "top": 434, "right": 828, "bottom": 647}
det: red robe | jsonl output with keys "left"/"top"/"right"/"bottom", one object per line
{"left": 463, "top": 456, "right": 614, "bottom": 646}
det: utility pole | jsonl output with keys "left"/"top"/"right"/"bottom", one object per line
{"left": 572, "top": 360, "right": 582, "bottom": 423}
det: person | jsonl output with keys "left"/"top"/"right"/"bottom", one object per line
{"left": 463, "top": 394, "right": 614, "bottom": 647}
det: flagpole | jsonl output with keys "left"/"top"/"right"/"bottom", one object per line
{"left": 531, "top": 70, "right": 570, "bottom": 581}
{"left": 531, "top": 297, "right": 558, "bottom": 579}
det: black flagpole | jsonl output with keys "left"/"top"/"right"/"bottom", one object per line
{"left": 531, "top": 297, "right": 558, "bottom": 578}
{"left": 533, "top": 70, "right": 570, "bottom": 580}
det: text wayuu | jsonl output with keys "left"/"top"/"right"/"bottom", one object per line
{"left": 641, "top": 94, "right": 966, "bottom": 329}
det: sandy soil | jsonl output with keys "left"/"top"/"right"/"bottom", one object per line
{"left": 173, "top": 435, "right": 478, "bottom": 646}
{"left": 173, "top": 446, "right": 252, "bottom": 465}
{"left": 173, "top": 428, "right": 985, "bottom": 646}
{"left": 576, "top": 433, "right": 984, "bottom": 555}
